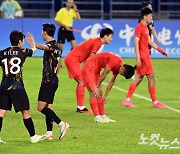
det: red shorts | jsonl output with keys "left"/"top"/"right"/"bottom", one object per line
{"left": 136, "top": 57, "right": 154, "bottom": 76}
{"left": 82, "top": 64, "right": 99, "bottom": 90}
{"left": 64, "top": 55, "right": 82, "bottom": 80}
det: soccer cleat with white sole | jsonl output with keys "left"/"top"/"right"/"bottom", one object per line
{"left": 59, "top": 122, "right": 69, "bottom": 140}
{"left": 0, "top": 137, "right": 6, "bottom": 144}
{"left": 30, "top": 134, "right": 46, "bottom": 143}
{"left": 45, "top": 135, "right": 54, "bottom": 141}
{"left": 102, "top": 116, "right": 116, "bottom": 123}
{"left": 94, "top": 116, "right": 109, "bottom": 123}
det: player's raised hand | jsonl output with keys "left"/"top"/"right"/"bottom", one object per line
{"left": 26, "top": 32, "right": 35, "bottom": 47}
{"left": 26, "top": 32, "right": 36, "bottom": 53}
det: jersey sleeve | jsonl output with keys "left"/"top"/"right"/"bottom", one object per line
{"left": 47, "top": 42, "right": 62, "bottom": 57}
{"left": 135, "top": 25, "right": 142, "bottom": 38}
{"left": 91, "top": 39, "right": 102, "bottom": 53}
{"left": 47, "top": 42, "right": 56, "bottom": 52}
{"left": 71, "top": 9, "right": 77, "bottom": 19}
{"left": 106, "top": 57, "right": 117, "bottom": 70}
{"left": 106, "top": 63, "right": 118, "bottom": 76}
{"left": 23, "top": 48, "right": 33, "bottom": 57}
{"left": 46, "top": 43, "right": 52, "bottom": 51}
{"left": 106, "top": 56, "right": 123, "bottom": 76}
{"left": 55, "top": 9, "right": 63, "bottom": 22}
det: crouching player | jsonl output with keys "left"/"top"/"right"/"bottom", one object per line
{"left": 82, "top": 52, "right": 135, "bottom": 123}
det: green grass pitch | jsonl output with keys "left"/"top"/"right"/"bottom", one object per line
{"left": 0, "top": 57, "right": 180, "bottom": 154}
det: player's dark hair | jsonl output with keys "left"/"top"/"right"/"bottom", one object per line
{"left": 141, "top": 7, "right": 152, "bottom": 19}
{"left": 141, "top": 1, "right": 152, "bottom": 10}
{"left": 43, "top": 23, "right": 56, "bottom": 37}
{"left": 100, "top": 28, "right": 114, "bottom": 38}
{"left": 124, "top": 64, "right": 136, "bottom": 79}
{"left": 10, "top": 30, "right": 25, "bottom": 46}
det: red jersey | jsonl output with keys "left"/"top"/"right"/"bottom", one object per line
{"left": 85, "top": 52, "right": 123, "bottom": 76}
{"left": 135, "top": 22, "right": 150, "bottom": 58}
{"left": 67, "top": 37, "right": 102, "bottom": 63}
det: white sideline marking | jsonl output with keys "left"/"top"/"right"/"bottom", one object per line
{"left": 102, "top": 82, "right": 180, "bottom": 114}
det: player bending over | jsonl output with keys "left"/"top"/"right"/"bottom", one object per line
{"left": 82, "top": 52, "right": 135, "bottom": 122}
{"left": 65, "top": 28, "right": 113, "bottom": 113}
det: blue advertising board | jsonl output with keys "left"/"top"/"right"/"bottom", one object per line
{"left": 0, "top": 19, "right": 179, "bottom": 58}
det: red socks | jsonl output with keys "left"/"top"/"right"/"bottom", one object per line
{"left": 126, "top": 83, "right": 157, "bottom": 102}
{"left": 126, "top": 83, "right": 137, "bottom": 98}
{"left": 97, "top": 98, "right": 105, "bottom": 115}
{"left": 148, "top": 86, "right": 157, "bottom": 102}
{"left": 76, "top": 85, "right": 85, "bottom": 106}
{"left": 90, "top": 98, "right": 105, "bottom": 116}
{"left": 90, "top": 98, "right": 99, "bottom": 116}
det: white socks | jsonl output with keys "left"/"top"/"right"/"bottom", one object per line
{"left": 153, "top": 100, "right": 158, "bottom": 104}
{"left": 77, "top": 106, "right": 85, "bottom": 110}
{"left": 46, "top": 131, "right": 53, "bottom": 136}
{"left": 101, "top": 115, "right": 106, "bottom": 118}
{"left": 30, "top": 134, "right": 37, "bottom": 140}
{"left": 58, "top": 121, "right": 64, "bottom": 128}
{"left": 126, "top": 98, "right": 131, "bottom": 101}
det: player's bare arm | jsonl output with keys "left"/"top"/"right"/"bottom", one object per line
{"left": 35, "top": 43, "right": 49, "bottom": 51}
{"left": 103, "top": 74, "right": 116, "bottom": 103}
{"left": 148, "top": 37, "right": 158, "bottom": 49}
{"left": 134, "top": 36, "right": 141, "bottom": 67}
{"left": 148, "top": 38, "right": 168, "bottom": 57}
{"left": 93, "top": 67, "right": 111, "bottom": 98}
{"left": 36, "top": 42, "right": 62, "bottom": 53}
{"left": 151, "top": 27, "right": 160, "bottom": 45}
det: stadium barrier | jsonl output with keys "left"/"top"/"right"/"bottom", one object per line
{"left": 0, "top": 19, "right": 179, "bottom": 58}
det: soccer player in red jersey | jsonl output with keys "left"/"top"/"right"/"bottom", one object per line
{"left": 64, "top": 28, "right": 114, "bottom": 113}
{"left": 82, "top": 52, "right": 135, "bottom": 122}
{"left": 122, "top": 8, "right": 168, "bottom": 108}
{"left": 140, "top": 2, "right": 160, "bottom": 45}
